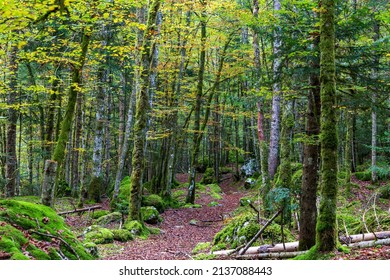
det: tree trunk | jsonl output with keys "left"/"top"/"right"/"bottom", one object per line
{"left": 268, "top": 0, "right": 282, "bottom": 180}
{"left": 41, "top": 32, "right": 90, "bottom": 206}
{"left": 299, "top": 38, "right": 321, "bottom": 251}
{"left": 5, "top": 46, "right": 18, "bottom": 198}
{"left": 186, "top": 5, "right": 207, "bottom": 204}
{"left": 129, "top": 0, "right": 161, "bottom": 221}
{"left": 316, "top": 0, "right": 338, "bottom": 252}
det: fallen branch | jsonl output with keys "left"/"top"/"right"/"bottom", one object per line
{"left": 239, "top": 208, "right": 282, "bottom": 255}
{"left": 57, "top": 205, "right": 101, "bottom": 216}
{"left": 29, "top": 230, "right": 80, "bottom": 260}
{"left": 347, "top": 238, "right": 390, "bottom": 249}
{"left": 340, "top": 231, "right": 390, "bottom": 244}
{"left": 235, "top": 250, "right": 307, "bottom": 260}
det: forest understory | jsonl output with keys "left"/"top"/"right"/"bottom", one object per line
{"left": 55, "top": 171, "right": 390, "bottom": 260}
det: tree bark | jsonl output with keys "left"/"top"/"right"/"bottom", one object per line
{"left": 299, "top": 37, "right": 321, "bottom": 251}
{"left": 5, "top": 46, "right": 18, "bottom": 198}
{"left": 129, "top": 0, "right": 161, "bottom": 221}
{"left": 268, "top": 0, "right": 282, "bottom": 180}
{"left": 316, "top": 0, "right": 338, "bottom": 252}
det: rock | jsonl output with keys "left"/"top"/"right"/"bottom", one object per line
{"left": 240, "top": 159, "right": 259, "bottom": 177}
{"left": 244, "top": 178, "right": 256, "bottom": 189}
{"left": 141, "top": 206, "right": 162, "bottom": 224}
{"left": 94, "top": 212, "right": 122, "bottom": 226}
{"left": 84, "top": 225, "right": 114, "bottom": 244}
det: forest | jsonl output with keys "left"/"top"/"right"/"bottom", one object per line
{"left": 0, "top": 0, "right": 389, "bottom": 261}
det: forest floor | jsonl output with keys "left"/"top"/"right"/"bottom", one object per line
{"left": 62, "top": 172, "right": 389, "bottom": 260}
{"left": 103, "top": 172, "right": 250, "bottom": 260}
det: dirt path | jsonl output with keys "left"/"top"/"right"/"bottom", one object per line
{"left": 104, "top": 174, "right": 248, "bottom": 260}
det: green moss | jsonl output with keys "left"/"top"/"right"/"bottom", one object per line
{"left": 110, "top": 176, "right": 131, "bottom": 212}
{"left": 213, "top": 212, "right": 295, "bottom": 249}
{"left": 141, "top": 206, "right": 162, "bottom": 224}
{"left": 92, "top": 210, "right": 110, "bottom": 219}
{"left": 112, "top": 229, "right": 134, "bottom": 242}
{"left": 0, "top": 199, "right": 94, "bottom": 260}
{"left": 211, "top": 243, "right": 227, "bottom": 252}
{"left": 201, "top": 168, "right": 215, "bottom": 184}
{"left": 94, "top": 212, "right": 122, "bottom": 226}
{"left": 88, "top": 176, "right": 103, "bottom": 203}
{"left": 142, "top": 194, "right": 166, "bottom": 213}
{"left": 123, "top": 220, "right": 149, "bottom": 238}
{"left": 293, "top": 245, "right": 334, "bottom": 260}
{"left": 192, "top": 242, "right": 211, "bottom": 254}
{"left": 193, "top": 253, "right": 216, "bottom": 260}
{"left": 354, "top": 171, "right": 371, "bottom": 181}
{"left": 11, "top": 252, "right": 29, "bottom": 260}
{"left": 147, "top": 226, "right": 161, "bottom": 235}
{"left": 208, "top": 201, "right": 220, "bottom": 207}
{"left": 182, "top": 203, "right": 202, "bottom": 209}
{"left": 83, "top": 242, "right": 99, "bottom": 258}
{"left": 84, "top": 226, "right": 114, "bottom": 244}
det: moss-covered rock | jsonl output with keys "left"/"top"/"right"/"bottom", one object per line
{"left": 84, "top": 226, "right": 114, "bottom": 244}
{"left": 94, "top": 212, "right": 122, "bottom": 226}
{"left": 141, "top": 206, "right": 162, "bottom": 224}
{"left": 201, "top": 167, "right": 215, "bottom": 184}
{"left": 142, "top": 194, "right": 166, "bottom": 213}
{"left": 83, "top": 242, "right": 99, "bottom": 257}
{"left": 112, "top": 229, "right": 134, "bottom": 242}
{"left": 213, "top": 212, "right": 295, "bottom": 249}
{"left": 92, "top": 210, "right": 110, "bottom": 219}
{"left": 378, "top": 184, "right": 390, "bottom": 199}
{"left": 0, "top": 199, "right": 94, "bottom": 260}
{"left": 123, "top": 220, "right": 149, "bottom": 238}
{"left": 192, "top": 242, "right": 211, "bottom": 254}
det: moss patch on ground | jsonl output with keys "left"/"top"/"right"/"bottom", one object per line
{"left": 0, "top": 199, "right": 94, "bottom": 260}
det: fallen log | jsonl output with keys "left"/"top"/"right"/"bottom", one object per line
{"left": 214, "top": 231, "right": 390, "bottom": 256}
{"left": 340, "top": 231, "right": 390, "bottom": 244}
{"left": 347, "top": 237, "right": 390, "bottom": 249}
{"left": 235, "top": 250, "right": 307, "bottom": 260}
{"left": 57, "top": 205, "right": 101, "bottom": 216}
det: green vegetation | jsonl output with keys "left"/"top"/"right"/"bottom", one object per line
{"left": 0, "top": 199, "right": 94, "bottom": 260}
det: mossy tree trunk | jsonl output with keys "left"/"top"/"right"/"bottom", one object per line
{"left": 316, "top": 0, "right": 338, "bottom": 252}
{"left": 5, "top": 45, "right": 18, "bottom": 198}
{"left": 274, "top": 100, "right": 294, "bottom": 225}
{"left": 41, "top": 32, "right": 90, "bottom": 206}
{"left": 299, "top": 37, "right": 321, "bottom": 251}
{"left": 186, "top": 4, "right": 207, "bottom": 204}
{"left": 128, "top": 0, "right": 161, "bottom": 221}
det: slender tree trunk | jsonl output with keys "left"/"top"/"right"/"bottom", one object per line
{"left": 186, "top": 5, "right": 207, "bottom": 204}
{"left": 41, "top": 32, "right": 90, "bottom": 206}
{"left": 5, "top": 46, "right": 18, "bottom": 198}
{"left": 316, "top": 0, "right": 338, "bottom": 252}
{"left": 268, "top": 0, "right": 282, "bottom": 180}
{"left": 71, "top": 92, "right": 83, "bottom": 197}
{"left": 299, "top": 38, "right": 321, "bottom": 251}
{"left": 371, "top": 20, "right": 380, "bottom": 184}
{"left": 129, "top": 0, "right": 161, "bottom": 221}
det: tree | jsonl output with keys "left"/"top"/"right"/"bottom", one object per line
{"left": 128, "top": 0, "right": 161, "bottom": 222}
{"left": 316, "top": 0, "right": 338, "bottom": 252}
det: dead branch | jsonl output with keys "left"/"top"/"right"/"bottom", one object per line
{"left": 29, "top": 230, "right": 80, "bottom": 260}
{"left": 235, "top": 250, "right": 307, "bottom": 260}
{"left": 57, "top": 205, "right": 101, "bottom": 216}
{"left": 347, "top": 238, "right": 390, "bottom": 249}
{"left": 239, "top": 208, "right": 282, "bottom": 255}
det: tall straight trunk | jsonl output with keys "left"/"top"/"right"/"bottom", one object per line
{"left": 371, "top": 20, "right": 380, "bottom": 184}
{"left": 104, "top": 86, "right": 112, "bottom": 189}
{"left": 5, "top": 46, "right": 18, "bottom": 198}
{"left": 71, "top": 92, "right": 83, "bottom": 197}
{"left": 112, "top": 7, "right": 146, "bottom": 202}
{"left": 316, "top": 0, "right": 338, "bottom": 252}
{"left": 186, "top": 5, "right": 207, "bottom": 204}
{"left": 268, "top": 0, "right": 282, "bottom": 180}
{"left": 41, "top": 32, "right": 90, "bottom": 206}
{"left": 299, "top": 38, "right": 321, "bottom": 251}
{"left": 129, "top": 0, "right": 161, "bottom": 221}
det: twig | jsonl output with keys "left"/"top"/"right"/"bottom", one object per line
{"left": 57, "top": 205, "right": 101, "bottom": 216}
{"left": 29, "top": 230, "right": 80, "bottom": 260}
